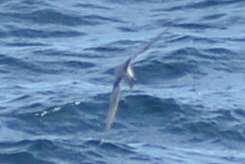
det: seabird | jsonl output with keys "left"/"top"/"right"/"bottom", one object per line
{"left": 105, "top": 30, "right": 167, "bottom": 131}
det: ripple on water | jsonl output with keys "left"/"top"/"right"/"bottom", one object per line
{"left": 1, "top": 0, "right": 245, "bottom": 164}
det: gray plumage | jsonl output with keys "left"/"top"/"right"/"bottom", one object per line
{"left": 105, "top": 29, "right": 167, "bottom": 131}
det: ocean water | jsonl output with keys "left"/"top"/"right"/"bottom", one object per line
{"left": 1, "top": 0, "right": 245, "bottom": 163}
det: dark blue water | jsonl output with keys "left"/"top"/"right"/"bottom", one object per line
{"left": 1, "top": 0, "right": 245, "bottom": 163}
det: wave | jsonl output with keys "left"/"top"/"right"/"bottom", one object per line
{"left": 163, "top": 0, "right": 243, "bottom": 11}
{"left": 1, "top": 0, "right": 245, "bottom": 163}
{"left": 84, "top": 139, "right": 136, "bottom": 154}
{"left": 0, "top": 54, "right": 63, "bottom": 74}
{"left": 0, "top": 9, "right": 125, "bottom": 26}
{"left": 0, "top": 53, "right": 95, "bottom": 77}
{"left": 0, "top": 152, "right": 54, "bottom": 164}
{"left": 166, "top": 35, "right": 218, "bottom": 44}
{"left": 134, "top": 57, "right": 199, "bottom": 84}
{"left": 74, "top": 2, "right": 112, "bottom": 10}
{"left": 116, "top": 94, "right": 245, "bottom": 144}
{"left": 0, "top": 28, "right": 85, "bottom": 39}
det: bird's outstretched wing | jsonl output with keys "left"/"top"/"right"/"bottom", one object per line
{"left": 130, "top": 29, "right": 168, "bottom": 63}
{"left": 105, "top": 80, "right": 121, "bottom": 131}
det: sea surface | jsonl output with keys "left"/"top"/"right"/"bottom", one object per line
{"left": 1, "top": 0, "right": 245, "bottom": 164}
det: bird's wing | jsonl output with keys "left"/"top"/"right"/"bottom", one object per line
{"left": 105, "top": 80, "right": 121, "bottom": 131}
{"left": 130, "top": 29, "right": 168, "bottom": 62}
